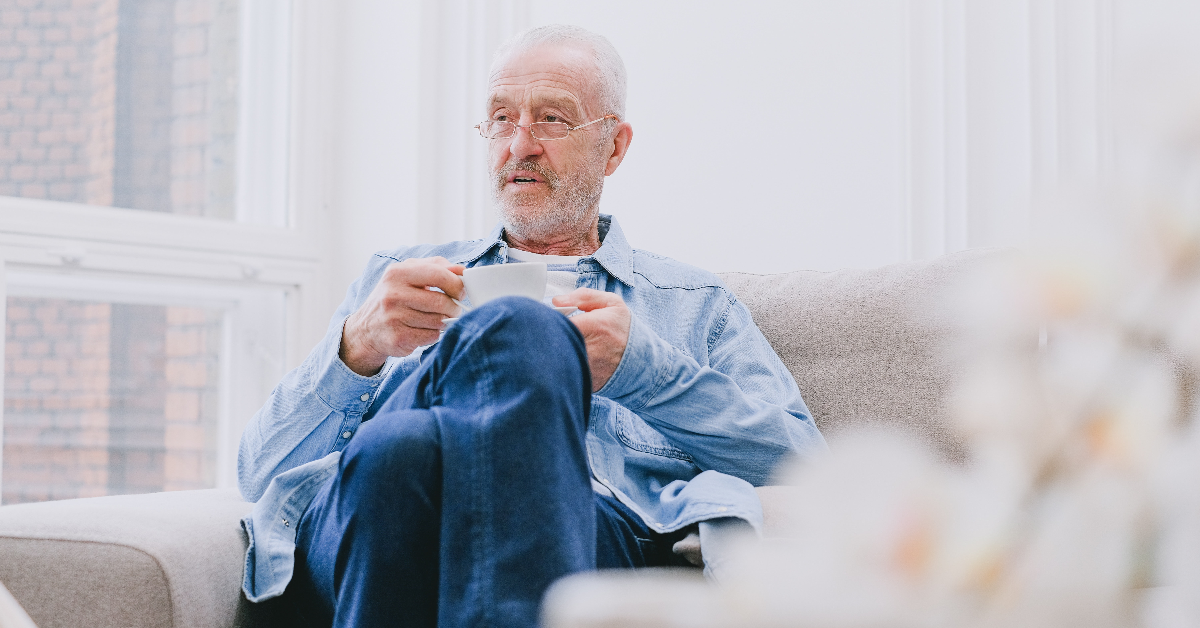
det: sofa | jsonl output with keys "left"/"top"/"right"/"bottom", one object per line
{"left": 0, "top": 249, "right": 988, "bottom": 628}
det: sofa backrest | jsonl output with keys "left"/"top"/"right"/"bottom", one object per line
{"left": 718, "top": 249, "right": 1000, "bottom": 462}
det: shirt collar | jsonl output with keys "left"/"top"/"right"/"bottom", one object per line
{"left": 454, "top": 214, "right": 636, "bottom": 287}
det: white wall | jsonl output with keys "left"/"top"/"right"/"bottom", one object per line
{"left": 312, "top": 0, "right": 1200, "bottom": 307}
{"left": 526, "top": 1, "right": 909, "bottom": 274}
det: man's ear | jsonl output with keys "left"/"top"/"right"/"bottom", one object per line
{"left": 604, "top": 122, "right": 633, "bottom": 176}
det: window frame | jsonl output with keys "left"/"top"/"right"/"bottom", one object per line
{"left": 0, "top": 0, "right": 332, "bottom": 497}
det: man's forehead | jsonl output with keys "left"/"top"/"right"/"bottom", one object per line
{"left": 488, "top": 84, "right": 583, "bottom": 112}
{"left": 486, "top": 44, "right": 597, "bottom": 113}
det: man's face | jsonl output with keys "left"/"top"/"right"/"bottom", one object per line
{"left": 486, "top": 44, "right": 612, "bottom": 243}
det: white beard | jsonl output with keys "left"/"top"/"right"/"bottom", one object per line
{"left": 490, "top": 146, "right": 607, "bottom": 243}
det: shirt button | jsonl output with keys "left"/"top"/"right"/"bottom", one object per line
{"left": 359, "top": 393, "right": 369, "bottom": 402}
{"left": 342, "top": 431, "right": 352, "bottom": 439}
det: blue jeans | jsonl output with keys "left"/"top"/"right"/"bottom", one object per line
{"left": 276, "top": 297, "right": 689, "bottom": 628}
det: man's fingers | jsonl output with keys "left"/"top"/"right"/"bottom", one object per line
{"left": 397, "top": 310, "right": 450, "bottom": 332}
{"left": 553, "top": 288, "right": 623, "bottom": 311}
{"left": 390, "top": 262, "right": 465, "bottom": 297}
{"left": 401, "top": 287, "right": 460, "bottom": 317}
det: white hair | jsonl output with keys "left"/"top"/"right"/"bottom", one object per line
{"left": 490, "top": 25, "right": 627, "bottom": 120}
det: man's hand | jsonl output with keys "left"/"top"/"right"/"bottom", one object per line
{"left": 552, "top": 288, "right": 631, "bottom": 392}
{"left": 340, "top": 257, "right": 465, "bottom": 376}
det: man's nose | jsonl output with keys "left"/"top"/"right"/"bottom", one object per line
{"left": 508, "top": 122, "right": 544, "bottom": 161}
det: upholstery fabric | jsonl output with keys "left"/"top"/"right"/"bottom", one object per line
{"left": 718, "top": 249, "right": 1002, "bottom": 463}
{"left": 0, "top": 489, "right": 256, "bottom": 628}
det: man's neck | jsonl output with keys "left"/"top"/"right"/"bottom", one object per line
{"left": 504, "top": 219, "right": 602, "bottom": 256}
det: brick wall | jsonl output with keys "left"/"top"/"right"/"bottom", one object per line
{"left": 3, "top": 297, "right": 222, "bottom": 504}
{"left": 0, "top": 0, "right": 118, "bottom": 204}
{"left": 3, "top": 298, "right": 113, "bottom": 503}
{"left": 162, "top": 305, "right": 221, "bottom": 490}
{"left": 1, "top": 0, "right": 238, "bottom": 216}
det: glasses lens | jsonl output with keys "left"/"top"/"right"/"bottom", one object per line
{"left": 530, "top": 122, "right": 570, "bottom": 140}
{"left": 479, "top": 121, "right": 514, "bottom": 139}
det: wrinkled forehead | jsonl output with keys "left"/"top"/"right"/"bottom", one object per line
{"left": 486, "top": 44, "right": 601, "bottom": 116}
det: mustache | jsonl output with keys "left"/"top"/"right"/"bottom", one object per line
{"left": 495, "top": 160, "right": 559, "bottom": 189}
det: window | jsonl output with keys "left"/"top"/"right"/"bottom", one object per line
{"left": 0, "top": 0, "right": 305, "bottom": 504}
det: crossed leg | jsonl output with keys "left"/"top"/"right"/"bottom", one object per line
{"left": 284, "top": 297, "right": 595, "bottom": 628}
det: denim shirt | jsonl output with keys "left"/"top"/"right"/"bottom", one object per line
{"left": 238, "top": 215, "right": 827, "bottom": 601}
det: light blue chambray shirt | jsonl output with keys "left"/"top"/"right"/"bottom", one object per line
{"left": 238, "top": 215, "right": 827, "bottom": 601}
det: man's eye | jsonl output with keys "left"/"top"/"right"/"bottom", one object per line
{"left": 543, "top": 115, "right": 560, "bottom": 123}
{"left": 495, "top": 114, "right": 509, "bottom": 122}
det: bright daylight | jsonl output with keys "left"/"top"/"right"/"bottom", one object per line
{"left": 1, "top": 1, "right": 1200, "bottom": 627}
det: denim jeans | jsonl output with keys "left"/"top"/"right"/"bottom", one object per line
{"left": 275, "top": 297, "right": 687, "bottom": 628}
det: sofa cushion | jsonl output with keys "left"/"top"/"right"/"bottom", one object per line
{"left": 0, "top": 488, "right": 255, "bottom": 628}
{"left": 718, "top": 249, "right": 999, "bottom": 462}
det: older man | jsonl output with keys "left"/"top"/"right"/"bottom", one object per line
{"left": 238, "top": 25, "right": 825, "bottom": 628}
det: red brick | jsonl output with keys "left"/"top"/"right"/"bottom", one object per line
{"left": 27, "top": 10, "right": 53, "bottom": 26}
{"left": 174, "top": 0, "right": 213, "bottom": 27}
{"left": 25, "top": 44, "right": 49, "bottom": 61}
{"left": 36, "top": 163, "right": 62, "bottom": 179}
{"left": 27, "top": 377, "right": 55, "bottom": 392}
{"left": 19, "top": 145, "right": 47, "bottom": 160}
{"left": 22, "top": 78, "right": 48, "bottom": 94}
{"left": 42, "top": 27, "right": 66, "bottom": 43}
{"left": 52, "top": 44, "right": 75, "bottom": 60}
{"left": 0, "top": 10, "right": 24, "bottom": 27}
{"left": 14, "top": 28, "right": 38, "bottom": 44}
{"left": 9, "top": 358, "right": 37, "bottom": 375}
{"left": 35, "top": 128, "right": 62, "bottom": 143}
{"left": 7, "top": 304, "right": 31, "bottom": 320}
{"left": 0, "top": 45, "right": 19, "bottom": 60}
{"left": 173, "top": 28, "right": 206, "bottom": 57}
{"left": 9, "top": 163, "right": 34, "bottom": 181}
{"left": 9, "top": 59, "right": 35, "bottom": 77}
{"left": 49, "top": 111, "right": 75, "bottom": 126}
{"left": 17, "top": 182, "right": 45, "bottom": 198}
{"left": 62, "top": 163, "right": 86, "bottom": 178}
{"left": 165, "top": 390, "right": 200, "bottom": 422}
{"left": 39, "top": 60, "right": 64, "bottom": 77}
{"left": 48, "top": 145, "right": 72, "bottom": 160}
{"left": 47, "top": 181, "right": 75, "bottom": 198}
{"left": 0, "top": 111, "right": 16, "bottom": 127}
{"left": 37, "top": 93, "right": 63, "bottom": 109}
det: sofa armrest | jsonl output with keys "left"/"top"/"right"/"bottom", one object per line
{"left": 0, "top": 489, "right": 253, "bottom": 628}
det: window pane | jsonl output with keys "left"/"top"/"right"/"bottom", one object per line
{"left": 0, "top": 0, "right": 240, "bottom": 219}
{"left": 3, "top": 297, "right": 223, "bottom": 504}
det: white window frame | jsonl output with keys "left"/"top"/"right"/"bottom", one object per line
{"left": 0, "top": 0, "right": 333, "bottom": 495}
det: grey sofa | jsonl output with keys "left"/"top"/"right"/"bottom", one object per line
{"left": 0, "top": 250, "right": 985, "bottom": 628}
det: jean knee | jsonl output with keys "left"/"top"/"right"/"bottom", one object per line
{"left": 471, "top": 296, "right": 586, "bottom": 369}
{"left": 340, "top": 409, "right": 440, "bottom": 479}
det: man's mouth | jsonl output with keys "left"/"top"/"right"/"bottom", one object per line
{"left": 498, "top": 162, "right": 557, "bottom": 190}
{"left": 508, "top": 170, "right": 545, "bottom": 185}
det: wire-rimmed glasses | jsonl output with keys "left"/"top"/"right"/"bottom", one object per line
{"left": 474, "top": 114, "right": 619, "bottom": 140}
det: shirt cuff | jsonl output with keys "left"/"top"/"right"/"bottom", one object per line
{"left": 313, "top": 317, "right": 387, "bottom": 412}
{"left": 596, "top": 314, "right": 670, "bottom": 410}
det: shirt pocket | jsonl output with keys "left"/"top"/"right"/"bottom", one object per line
{"left": 614, "top": 405, "right": 694, "bottom": 462}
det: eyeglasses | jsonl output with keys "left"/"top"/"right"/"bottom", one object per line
{"left": 474, "top": 114, "right": 619, "bottom": 141}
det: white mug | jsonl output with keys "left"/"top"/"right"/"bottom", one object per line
{"left": 461, "top": 262, "right": 547, "bottom": 307}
